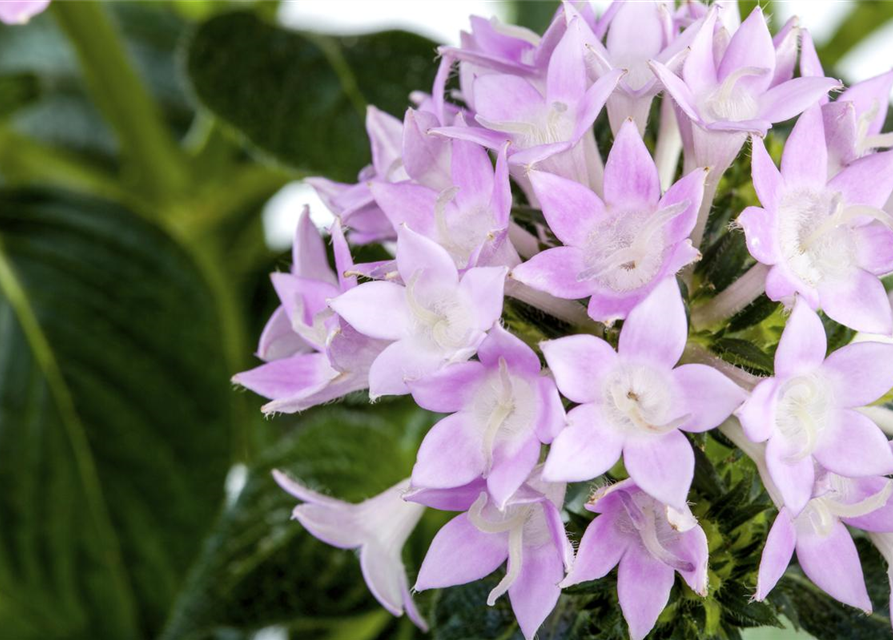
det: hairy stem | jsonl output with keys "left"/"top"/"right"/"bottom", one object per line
{"left": 690, "top": 263, "right": 770, "bottom": 330}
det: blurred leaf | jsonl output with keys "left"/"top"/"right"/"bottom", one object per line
{"left": 161, "top": 400, "right": 437, "bottom": 640}
{"left": 431, "top": 574, "right": 523, "bottom": 640}
{"left": 511, "top": 0, "right": 560, "bottom": 34}
{"left": 185, "top": 12, "right": 440, "bottom": 182}
{"left": 818, "top": 3, "right": 893, "bottom": 72}
{"left": 0, "top": 189, "right": 233, "bottom": 638}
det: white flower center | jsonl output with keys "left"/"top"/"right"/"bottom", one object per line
{"left": 702, "top": 66, "right": 764, "bottom": 123}
{"left": 405, "top": 271, "right": 474, "bottom": 352}
{"left": 478, "top": 101, "right": 574, "bottom": 149}
{"left": 799, "top": 475, "right": 893, "bottom": 537}
{"left": 578, "top": 201, "right": 688, "bottom": 292}
{"left": 602, "top": 362, "right": 687, "bottom": 434}
{"left": 775, "top": 373, "right": 833, "bottom": 460}
{"left": 776, "top": 187, "right": 870, "bottom": 287}
{"left": 471, "top": 358, "right": 536, "bottom": 474}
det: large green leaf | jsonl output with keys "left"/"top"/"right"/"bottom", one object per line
{"left": 185, "top": 12, "right": 440, "bottom": 182}
{"left": 0, "top": 189, "right": 233, "bottom": 638}
{"left": 160, "top": 400, "right": 437, "bottom": 640}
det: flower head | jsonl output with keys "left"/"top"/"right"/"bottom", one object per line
{"left": 407, "top": 324, "right": 564, "bottom": 508}
{"left": 738, "top": 106, "right": 893, "bottom": 334}
{"left": 540, "top": 278, "right": 746, "bottom": 508}
{"left": 272, "top": 471, "right": 428, "bottom": 629}
{"left": 562, "top": 479, "right": 709, "bottom": 640}
{"left": 330, "top": 225, "right": 506, "bottom": 398}
{"left": 735, "top": 298, "right": 893, "bottom": 514}
{"left": 414, "top": 466, "right": 572, "bottom": 640}
{"left": 512, "top": 119, "right": 705, "bottom": 323}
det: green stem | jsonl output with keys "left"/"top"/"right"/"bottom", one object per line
{"left": 51, "top": 1, "right": 187, "bottom": 203}
{"left": 0, "top": 235, "right": 139, "bottom": 638}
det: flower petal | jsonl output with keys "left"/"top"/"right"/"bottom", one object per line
{"left": 618, "top": 278, "right": 687, "bottom": 369}
{"left": 415, "top": 513, "right": 509, "bottom": 590}
{"left": 509, "top": 543, "right": 565, "bottom": 640}
{"left": 818, "top": 269, "right": 893, "bottom": 335}
{"left": 604, "top": 119, "right": 661, "bottom": 208}
{"left": 735, "top": 378, "right": 779, "bottom": 442}
{"left": 541, "top": 334, "right": 617, "bottom": 404}
{"left": 407, "top": 361, "right": 487, "bottom": 413}
{"left": 529, "top": 169, "right": 604, "bottom": 246}
{"left": 814, "top": 408, "right": 893, "bottom": 477}
{"left": 796, "top": 519, "right": 872, "bottom": 613}
{"left": 330, "top": 281, "right": 411, "bottom": 341}
{"left": 233, "top": 353, "right": 336, "bottom": 401}
{"left": 758, "top": 76, "right": 841, "bottom": 124}
{"left": 821, "top": 341, "right": 893, "bottom": 407}
{"left": 672, "top": 364, "right": 747, "bottom": 433}
{"left": 660, "top": 167, "right": 708, "bottom": 243}
{"left": 751, "top": 135, "right": 783, "bottom": 211}
{"left": 624, "top": 430, "right": 694, "bottom": 510}
{"left": 477, "top": 324, "right": 541, "bottom": 375}
{"left": 396, "top": 224, "right": 459, "bottom": 287}
{"left": 780, "top": 105, "right": 828, "bottom": 188}
{"left": 488, "top": 437, "right": 541, "bottom": 509}
{"left": 755, "top": 508, "right": 796, "bottom": 600}
{"left": 774, "top": 298, "right": 827, "bottom": 379}
{"left": 854, "top": 222, "right": 893, "bottom": 276}
{"left": 617, "top": 546, "right": 676, "bottom": 640}
{"left": 828, "top": 148, "right": 893, "bottom": 209}
{"left": 738, "top": 206, "right": 779, "bottom": 264}
{"left": 765, "top": 435, "right": 814, "bottom": 516}
{"left": 682, "top": 9, "right": 718, "bottom": 97}
{"left": 368, "top": 338, "right": 446, "bottom": 399}
{"left": 717, "top": 7, "right": 775, "bottom": 94}
{"left": 562, "top": 508, "right": 628, "bottom": 586}
{"left": 459, "top": 266, "right": 507, "bottom": 332}
{"left": 412, "top": 413, "right": 486, "bottom": 489}
{"left": 369, "top": 182, "right": 438, "bottom": 237}
{"left": 473, "top": 73, "right": 543, "bottom": 123}
{"left": 543, "top": 404, "right": 624, "bottom": 482}
{"left": 511, "top": 247, "right": 594, "bottom": 299}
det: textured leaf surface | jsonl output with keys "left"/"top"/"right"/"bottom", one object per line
{"left": 0, "top": 189, "right": 233, "bottom": 638}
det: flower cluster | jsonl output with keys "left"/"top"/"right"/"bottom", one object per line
{"left": 237, "top": 3, "right": 893, "bottom": 638}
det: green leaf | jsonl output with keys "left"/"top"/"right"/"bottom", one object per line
{"left": 710, "top": 338, "right": 775, "bottom": 376}
{"left": 0, "top": 189, "right": 233, "bottom": 638}
{"left": 161, "top": 400, "right": 437, "bottom": 640}
{"left": 185, "top": 12, "right": 440, "bottom": 182}
{"left": 817, "top": 4, "right": 893, "bottom": 72}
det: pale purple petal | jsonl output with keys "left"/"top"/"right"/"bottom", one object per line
{"left": 510, "top": 247, "right": 594, "bottom": 299}
{"left": 452, "top": 138, "right": 495, "bottom": 211}
{"left": 672, "top": 364, "right": 747, "bottom": 432}
{"left": 780, "top": 106, "right": 828, "bottom": 188}
{"left": 546, "top": 16, "right": 588, "bottom": 104}
{"left": 233, "top": 353, "right": 336, "bottom": 401}
{"left": 660, "top": 167, "right": 707, "bottom": 243}
{"left": 818, "top": 270, "right": 893, "bottom": 335}
{"left": 257, "top": 306, "right": 309, "bottom": 361}
{"left": 402, "top": 108, "right": 452, "bottom": 188}
{"left": 473, "top": 73, "right": 543, "bottom": 123}
{"left": 366, "top": 106, "right": 404, "bottom": 179}
{"left": 477, "top": 323, "right": 541, "bottom": 375}
{"left": 293, "top": 207, "right": 337, "bottom": 283}
{"left": 717, "top": 7, "right": 774, "bottom": 94}
{"left": 735, "top": 378, "right": 779, "bottom": 443}
{"left": 814, "top": 408, "right": 893, "bottom": 477}
{"left": 368, "top": 338, "right": 446, "bottom": 399}
{"left": 541, "top": 334, "right": 617, "bottom": 404}
{"left": 623, "top": 430, "right": 694, "bottom": 510}
{"left": 603, "top": 119, "right": 661, "bottom": 208}
{"left": 488, "top": 438, "right": 541, "bottom": 509}
{"left": 838, "top": 69, "right": 893, "bottom": 137}
{"left": 618, "top": 278, "right": 687, "bottom": 369}
{"left": 562, "top": 508, "right": 628, "bottom": 586}
{"left": 359, "top": 543, "right": 410, "bottom": 617}
{"left": 669, "top": 525, "right": 710, "bottom": 596}
{"left": 796, "top": 519, "right": 872, "bottom": 613}
{"left": 0, "top": 0, "right": 50, "bottom": 24}
{"left": 617, "top": 546, "right": 676, "bottom": 640}
{"left": 821, "top": 341, "right": 893, "bottom": 407}
{"left": 650, "top": 60, "right": 702, "bottom": 124}
{"left": 681, "top": 9, "right": 718, "bottom": 97}
{"left": 765, "top": 435, "right": 814, "bottom": 516}
{"left": 751, "top": 135, "right": 783, "bottom": 211}
{"left": 509, "top": 543, "right": 564, "bottom": 640}
{"left": 458, "top": 266, "right": 507, "bottom": 332}
{"left": 855, "top": 222, "right": 893, "bottom": 276}
{"left": 407, "top": 361, "right": 487, "bottom": 413}
{"left": 529, "top": 169, "right": 604, "bottom": 246}
{"left": 828, "top": 149, "right": 893, "bottom": 209}
{"left": 758, "top": 77, "right": 841, "bottom": 124}
{"left": 396, "top": 224, "right": 459, "bottom": 286}
{"left": 415, "top": 513, "right": 509, "bottom": 590}
{"left": 534, "top": 376, "right": 566, "bottom": 444}
{"left": 404, "top": 478, "right": 488, "bottom": 511}
{"left": 572, "top": 68, "right": 626, "bottom": 140}
{"left": 369, "top": 182, "right": 437, "bottom": 237}
{"left": 543, "top": 404, "right": 625, "bottom": 482}
{"left": 755, "top": 509, "right": 796, "bottom": 600}
{"left": 738, "top": 206, "right": 779, "bottom": 265}
{"left": 330, "top": 218, "right": 356, "bottom": 291}
{"left": 799, "top": 29, "right": 825, "bottom": 80}
{"left": 774, "top": 298, "right": 827, "bottom": 378}
{"left": 329, "top": 281, "right": 411, "bottom": 341}
{"left": 272, "top": 469, "right": 342, "bottom": 506}
{"left": 413, "top": 413, "right": 486, "bottom": 489}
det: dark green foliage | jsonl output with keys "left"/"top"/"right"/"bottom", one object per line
{"left": 186, "top": 12, "right": 440, "bottom": 181}
{"left": 0, "top": 189, "right": 233, "bottom": 638}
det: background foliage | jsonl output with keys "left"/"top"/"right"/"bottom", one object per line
{"left": 0, "top": 2, "right": 892, "bottom": 639}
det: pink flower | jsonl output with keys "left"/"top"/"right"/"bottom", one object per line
{"left": 540, "top": 278, "right": 746, "bottom": 509}
{"left": 0, "top": 0, "right": 49, "bottom": 24}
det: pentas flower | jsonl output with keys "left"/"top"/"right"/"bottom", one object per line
{"left": 540, "top": 279, "right": 746, "bottom": 509}
{"left": 755, "top": 470, "right": 893, "bottom": 613}
{"left": 370, "top": 128, "right": 517, "bottom": 271}
{"left": 822, "top": 70, "right": 893, "bottom": 176}
{"left": 581, "top": 0, "right": 695, "bottom": 134}
{"left": 233, "top": 213, "right": 387, "bottom": 413}
{"left": 436, "top": 15, "right": 624, "bottom": 192}
{"left": 272, "top": 471, "right": 428, "bottom": 629}
{"left": 562, "top": 479, "right": 709, "bottom": 640}
{"left": 414, "top": 467, "right": 573, "bottom": 640}
{"left": 512, "top": 119, "right": 705, "bottom": 323}
{"left": 735, "top": 298, "right": 893, "bottom": 515}
{"left": 406, "top": 324, "right": 565, "bottom": 508}
{"left": 738, "top": 105, "right": 893, "bottom": 334}
{"left": 330, "top": 225, "right": 506, "bottom": 398}
{"left": 0, "top": 0, "right": 49, "bottom": 24}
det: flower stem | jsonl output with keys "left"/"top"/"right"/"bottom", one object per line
{"left": 51, "top": 1, "right": 188, "bottom": 205}
{"left": 508, "top": 222, "right": 541, "bottom": 259}
{"left": 690, "top": 263, "right": 770, "bottom": 330}
{"left": 505, "top": 279, "right": 595, "bottom": 328}
{"left": 655, "top": 98, "right": 682, "bottom": 191}
{"left": 718, "top": 419, "right": 784, "bottom": 509}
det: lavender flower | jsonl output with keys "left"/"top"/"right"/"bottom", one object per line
{"left": 0, "top": 0, "right": 49, "bottom": 24}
